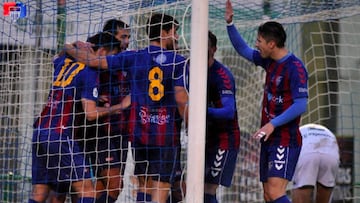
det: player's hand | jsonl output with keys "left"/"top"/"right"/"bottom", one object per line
{"left": 74, "top": 41, "right": 94, "bottom": 53}
{"left": 225, "top": 0, "right": 234, "bottom": 24}
{"left": 98, "top": 95, "right": 110, "bottom": 107}
{"left": 252, "top": 122, "right": 275, "bottom": 142}
{"left": 110, "top": 103, "right": 123, "bottom": 115}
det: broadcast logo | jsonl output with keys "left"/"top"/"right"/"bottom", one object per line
{"left": 3, "top": 2, "right": 26, "bottom": 21}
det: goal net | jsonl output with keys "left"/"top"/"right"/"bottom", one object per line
{"left": 0, "top": 0, "right": 359, "bottom": 202}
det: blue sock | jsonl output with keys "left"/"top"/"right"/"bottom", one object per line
{"left": 77, "top": 197, "right": 95, "bottom": 203}
{"left": 28, "top": 199, "right": 40, "bottom": 203}
{"left": 273, "top": 195, "right": 291, "bottom": 203}
{"left": 204, "top": 193, "right": 218, "bottom": 203}
{"left": 136, "top": 192, "right": 152, "bottom": 202}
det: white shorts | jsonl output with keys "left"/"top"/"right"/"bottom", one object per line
{"left": 292, "top": 152, "right": 339, "bottom": 189}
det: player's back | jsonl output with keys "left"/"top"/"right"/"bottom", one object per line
{"left": 299, "top": 123, "right": 339, "bottom": 156}
{"left": 128, "top": 45, "right": 187, "bottom": 147}
{"left": 34, "top": 55, "right": 98, "bottom": 137}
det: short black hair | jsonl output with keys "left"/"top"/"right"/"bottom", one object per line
{"left": 146, "top": 13, "right": 179, "bottom": 42}
{"left": 103, "top": 19, "right": 129, "bottom": 35}
{"left": 258, "top": 21, "right": 286, "bottom": 48}
{"left": 86, "top": 32, "right": 121, "bottom": 52}
{"left": 208, "top": 30, "right": 217, "bottom": 48}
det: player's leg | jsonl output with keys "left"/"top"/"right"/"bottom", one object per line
{"left": 71, "top": 179, "right": 96, "bottom": 203}
{"left": 260, "top": 145, "right": 300, "bottom": 203}
{"left": 30, "top": 184, "right": 51, "bottom": 203}
{"left": 291, "top": 152, "right": 320, "bottom": 203}
{"left": 67, "top": 139, "right": 96, "bottom": 202}
{"left": 133, "top": 146, "right": 153, "bottom": 202}
{"left": 315, "top": 153, "right": 339, "bottom": 203}
{"left": 136, "top": 176, "right": 153, "bottom": 202}
{"left": 263, "top": 177, "right": 289, "bottom": 202}
{"left": 97, "top": 167, "right": 121, "bottom": 202}
{"left": 291, "top": 186, "right": 313, "bottom": 203}
{"left": 316, "top": 183, "right": 334, "bottom": 203}
{"left": 151, "top": 147, "right": 182, "bottom": 203}
{"left": 30, "top": 133, "right": 56, "bottom": 203}
{"left": 167, "top": 146, "right": 186, "bottom": 203}
{"left": 95, "top": 135, "right": 123, "bottom": 202}
{"left": 204, "top": 148, "right": 239, "bottom": 203}
{"left": 167, "top": 179, "right": 186, "bottom": 203}
{"left": 151, "top": 180, "right": 171, "bottom": 203}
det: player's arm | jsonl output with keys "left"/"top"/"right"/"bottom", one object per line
{"left": 120, "top": 94, "right": 131, "bottom": 109}
{"left": 207, "top": 96, "right": 235, "bottom": 120}
{"left": 270, "top": 98, "right": 307, "bottom": 127}
{"left": 81, "top": 98, "right": 123, "bottom": 121}
{"left": 175, "top": 86, "right": 188, "bottom": 123}
{"left": 64, "top": 42, "right": 108, "bottom": 69}
{"left": 225, "top": 0, "right": 254, "bottom": 61}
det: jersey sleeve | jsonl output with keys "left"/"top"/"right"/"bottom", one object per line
{"left": 289, "top": 59, "right": 308, "bottom": 99}
{"left": 106, "top": 51, "right": 135, "bottom": 71}
{"left": 173, "top": 56, "right": 189, "bottom": 89}
{"left": 80, "top": 67, "right": 99, "bottom": 101}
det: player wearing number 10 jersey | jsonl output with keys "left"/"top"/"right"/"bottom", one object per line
{"left": 65, "top": 13, "right": 189, "bottom": 203}
{"left": 30, "top": 32, "right": 122, "bottom": 203}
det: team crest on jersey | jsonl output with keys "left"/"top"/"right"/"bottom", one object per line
{"left": 275, "top": 76, "right": 283, "bottom": 87}
{"left": 93, "top": 87, "right": 98, "bottom": 98}
{"left": 155, "top": 53, "right": 167, "bottom": 64}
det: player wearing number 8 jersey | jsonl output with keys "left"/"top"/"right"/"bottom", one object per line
{"left": 65, "top": 13, "right": 188, "bottom": 203}
{"left": 30, "top": 32, "right": 123, "bottom": 203}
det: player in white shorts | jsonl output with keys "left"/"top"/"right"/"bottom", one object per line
{"left": 292, "top": 123, "right": 340, "bottom": 203}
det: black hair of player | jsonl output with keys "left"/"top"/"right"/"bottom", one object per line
{"left": 86, "top": 32, "right": 121, "bottom": 52}
{"left": 103, "top": 19, "right": 129, "bottom": 35}
{"left": 208, "top": 30, "right": 217, "bottom": 48}
{"left": 258, "top": 21, "right": 286, "bottom": 48}
{"left": 146, "top": 13, "right": 179, "bottom": 42}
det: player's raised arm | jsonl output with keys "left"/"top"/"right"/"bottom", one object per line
{"left": 64, "top": 41, "right": 109, "bottom": 69}
{"left": 225, "top": 0, "right": 254, "bottom": 62}
{"left": 225, "top": 0, "right": 234, "bottom": 24}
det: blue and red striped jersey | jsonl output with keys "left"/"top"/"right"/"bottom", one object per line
{"left": 33, "top": 55, "right": 99, "bottom": 137}
{"left": 106, "top": 45, "right": 188, "bottom": 147}
{"left": 98, "top": 69, "right": 131, "bottom": 136}
{"left": 206, "top": 60, "right": 240, "bottom": 150}
{"left": 254, "top": 52, "right": 308, "bottom": 147}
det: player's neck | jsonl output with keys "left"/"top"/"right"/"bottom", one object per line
{"left": 271, "top": 48, "right": 288, "bottom": 61}
{"left": 150, "top": 40, "right": 166, "bottom": 50}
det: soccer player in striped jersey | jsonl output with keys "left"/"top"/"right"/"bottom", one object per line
{"left": 81, "top": 19, "right": 132, "bottom": 203}
{"left": 30, "top": 32, "right": 123, "bottom": 203}
{"left": 204, "top": 31, "right": 241, "bottom": 203}
{"left": 225, "top": 0, "right": 308, "bottom": 202}
{"left": 65, "top": 13, "right": 188, "bottom": 203}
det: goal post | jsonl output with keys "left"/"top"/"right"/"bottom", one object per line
{"left": 186, "top": 0, "right": 208, "bottom": 202}
{"left": 0, "top": 0, "right": 360, "bottom": 202}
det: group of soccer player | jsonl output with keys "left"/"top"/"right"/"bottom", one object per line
{"left": 29, "top": 0, "right": 340, "bottom": 203}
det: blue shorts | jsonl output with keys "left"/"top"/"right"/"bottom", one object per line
{"left": 205, "top": 148, "right": 239, "bottom": 187}
{"left": 83, "top": 133, "right": 128, "bottom": 176}
{"left": 259, "top": 144, "right": 301, "bottom": 182}
{"left": 133, "top": 145, "right": 181, "bottom": 184}
{"left": 32, "top": 131, "right": 92, "bottom": 186}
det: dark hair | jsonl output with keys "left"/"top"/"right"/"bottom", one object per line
{"left": 208, "top": 30, "right": 217, "bottom": 48}
{"left": 258, "top": 21, "right": 286, "bottom": 48}
{"left": 103, "top": 19, "right": 129, "bottom": 35}
{"left": 86, "top": 32, "right": 121, "bottom": 52}
{"left": 146, "top": 13, "right": 179, "bottom": 42}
